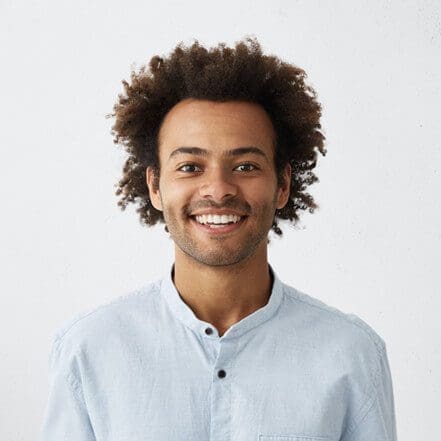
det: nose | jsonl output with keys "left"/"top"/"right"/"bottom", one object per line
{"left": 198, "top": 166, "right": 238, "bottom": 202}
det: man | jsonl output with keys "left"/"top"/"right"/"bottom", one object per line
{"left": 41, "top": 37, "right": 397, "bottom": 440}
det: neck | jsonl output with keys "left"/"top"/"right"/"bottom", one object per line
{"left": 172, "top": 244, "right": 273, "bottom": 336}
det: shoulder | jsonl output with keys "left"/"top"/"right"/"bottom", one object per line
{"left": 281, "top": 282, "right": 385, "bottom": 349}
{"left": 50, "top": 278, "right": 162, "bottom": 358}
{"left": 279, "top": 282, "right": 387, "bottom": 383}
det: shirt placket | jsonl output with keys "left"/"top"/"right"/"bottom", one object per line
{"left": 202, "top": 325, "right": 237, "bottom": 441}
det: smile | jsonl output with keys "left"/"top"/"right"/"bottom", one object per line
{"left": 195, "top": 213, "right": 242, "bottom": 225}
{"left": 189, "top": 215, "right": 247, "bottom": 234}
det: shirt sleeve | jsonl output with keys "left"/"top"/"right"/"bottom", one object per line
{"left": 341, "top": 344, "right": 398, "bottom": 441}
{"left": 40, "top": 336, "right": 96, "bottom": 441}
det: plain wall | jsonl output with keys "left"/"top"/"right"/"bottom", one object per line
{"left": 1, "top": 0, "right": 440, "bottom": 439}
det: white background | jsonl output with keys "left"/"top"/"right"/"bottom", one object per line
{"left": 1, "top": 0, "right": 440, "bottom": 439}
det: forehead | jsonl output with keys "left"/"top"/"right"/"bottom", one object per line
{"left": 157, "top": 98, "right": 276, "bottom": 156}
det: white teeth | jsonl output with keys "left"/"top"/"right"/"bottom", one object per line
{"left": 194, "top": 214, "right": 242, "bottom": 225}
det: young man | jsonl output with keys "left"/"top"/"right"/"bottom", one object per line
{"left": 41, "top": 38, "right": 397, "bottom": 440}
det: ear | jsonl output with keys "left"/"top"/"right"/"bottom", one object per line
{"left": 276, "top": 163, "right": 291, "bottom": 210}
{"left": 146, "top": 166, "right": 163, "bottom": 211}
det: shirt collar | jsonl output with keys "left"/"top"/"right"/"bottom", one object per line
{"left": 159, "top": 262, "right": 284, "bottom": 339}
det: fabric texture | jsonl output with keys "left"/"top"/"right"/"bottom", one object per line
{"left": 40, "top": 264, "right": 397, "bottom": 441}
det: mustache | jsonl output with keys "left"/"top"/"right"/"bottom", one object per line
{"left": 186, "top": 200, "right": 251, "bottom": 215}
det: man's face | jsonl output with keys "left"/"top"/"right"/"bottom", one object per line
{"left": 146, "top": 98, "right": 290, "bottom": 267}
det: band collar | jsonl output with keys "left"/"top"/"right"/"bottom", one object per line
{"left": 160, "top": 262, "right": 284, "bottom": 339}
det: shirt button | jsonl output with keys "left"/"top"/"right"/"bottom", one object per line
{"left": 205, "top": 327, "right": 213, "bottom": 335}
{"left": 217, "top": 369, "right": 226, "bottom": 378}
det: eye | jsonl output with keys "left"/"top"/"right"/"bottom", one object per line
{"left": 235, "top": 163, "right": 259, "bottom": 172}
{"left": 177, "top": 163, "right": 201, "bottom": 173}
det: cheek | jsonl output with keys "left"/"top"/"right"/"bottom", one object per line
{"left": 161, "top": 181, "right": 194, "bottom": 210}
{"left": 244, "top": 181, "right": 277, "bottom": 203}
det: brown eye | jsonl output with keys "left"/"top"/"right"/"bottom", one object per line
{"left": 177, "top": 164, "right": 201, "bottom": 172}
{"left": 235, "top": 163, "right": 258, "bottom": 172}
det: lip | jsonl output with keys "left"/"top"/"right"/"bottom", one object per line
{"left": 189, "top": 215, "right": 247, "bottom": 235}
{"left": 190, "top": 210, "right": 247, "bottom": 217}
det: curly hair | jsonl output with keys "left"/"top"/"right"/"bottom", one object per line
{"left": 108, "top": 36, "right": 326, "bottom": 236}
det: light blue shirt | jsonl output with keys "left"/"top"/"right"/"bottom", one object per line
{"left": 40, "top": 264, "right": 397, "bottom": 440}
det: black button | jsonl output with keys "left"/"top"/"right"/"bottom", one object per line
{"left": 205, "top": 327, "right": 213, "bottom": 335}
{"left": 217, "top": 369, "right": 226, "bottom": 378}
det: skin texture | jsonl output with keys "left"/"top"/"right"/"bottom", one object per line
{"left": 111, "top": 38, "right": 326, "bottom": 237}
{"left": 146, "top": 98, "right": 291, "bottom": 336}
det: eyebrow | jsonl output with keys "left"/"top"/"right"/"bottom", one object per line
{"left": 168, "top": 146, "right": 269, "bottom": 162}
